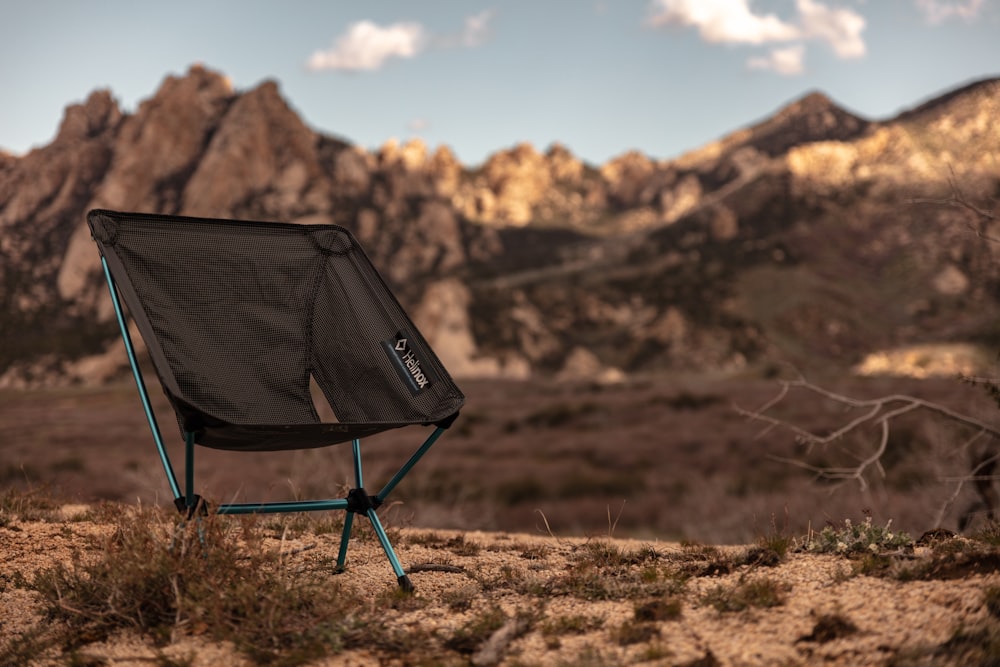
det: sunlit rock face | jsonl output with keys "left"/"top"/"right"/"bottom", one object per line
{"left": 2, "top": 66, "right": 999, "bottom": 387}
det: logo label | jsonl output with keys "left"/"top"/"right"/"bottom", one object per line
{"left": 383, "top": 332, "right": 433, "bottom": 395}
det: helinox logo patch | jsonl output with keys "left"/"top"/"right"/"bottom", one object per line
{"left": 383, "top": 332, "right": 433, "bottom": 395}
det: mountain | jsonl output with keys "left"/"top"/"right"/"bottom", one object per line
{"left": 2, "top": 65, "right": 999, "bottom": 388}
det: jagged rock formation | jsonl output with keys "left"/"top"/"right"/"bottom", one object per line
{"left": 2, "top": 65, "right": 999, "bottom": 387}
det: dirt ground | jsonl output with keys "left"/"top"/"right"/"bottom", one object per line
{"left": 2, "top": 503, "right": 1000, "bottom": 666}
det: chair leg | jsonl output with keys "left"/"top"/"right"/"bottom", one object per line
{"left": 339, "top": 440, "right": 412, "bottom": 589}
{"left": 366, "top": 508, "right": 413, "bottom": 592}
{"left": 335, "top": 511, "right": 354, "bottom": 571}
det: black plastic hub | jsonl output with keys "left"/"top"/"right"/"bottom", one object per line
{"left": 345, "top": 487, "right": 383, "bottom": 514}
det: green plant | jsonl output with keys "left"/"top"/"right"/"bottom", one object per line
{"left": 801, "top": 516, "right": 912, "bottom": 555}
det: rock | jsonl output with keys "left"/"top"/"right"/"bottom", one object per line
{"left": 182, "top": 78, "right": 323, "bottom": 216}
{"left": 932, "top": 264, "right": 970, "bottom": 295}
{"left": 333, "top": 146, "right": 371, "bottom": 194}
{"left": 556, "top": 347, "right": 625, "bottom": 384}
{"left": 430, "top": 145, "right": 462, "bottom": 197}
{"left": 601, "top": 150, "right": 656, "bottom": 207}
{"left": 412, "top": 279, "right": 528, "bottom": 379}
{"left": 660, "top": 174, "right": 702, "bottom": 223}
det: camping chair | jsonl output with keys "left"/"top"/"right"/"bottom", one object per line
{"left": 87, "top": 209, "right": 464, "bottom": 591}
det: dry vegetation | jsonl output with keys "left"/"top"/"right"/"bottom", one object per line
{"left": 3, "top": 375, "right": 1000, "bottom": 543}
{"left": 4, "top": 490, "right": 1000, "bottom": 666}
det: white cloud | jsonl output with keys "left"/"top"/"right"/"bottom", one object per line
{"left": 407, "top": 118, "right": 430, "bottom": 132}
{"left": 307, "top": 21, "right": 425, "bottom": 72}
{"left": 647, "top": 0, "right": 867, "bottom": 72}
{"left": 748, "top": 44, "right": 806, "bottom": 74}
{"left": 647, "top": 0, "right": 799, "bottom": 44}
{"left": 915, "top": 0, "right": 984, "bottom": 23}
{"left": 308, "top": 11, "right": 495, "bottom": 72}
{"left": 461, "top": 9, "right": 495, "bottom": 47}
{"left": 797, "top": 0, "right": 866, "bottom": 58}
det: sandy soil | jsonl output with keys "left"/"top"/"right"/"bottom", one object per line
{"left": 2, "top": 503, "right": 998, "bottom": 666}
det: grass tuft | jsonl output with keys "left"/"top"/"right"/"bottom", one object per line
{"left": 30, "top": 506, "right": 364, "bottom": 665}
{"left": 701, "top": 575, "right": 788, "bottom": 613}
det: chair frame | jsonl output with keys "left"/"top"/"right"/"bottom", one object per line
{"left": 100, "top": 254, "right": 447, "bottom": 591}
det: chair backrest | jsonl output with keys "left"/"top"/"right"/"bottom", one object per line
{"left": 88, "top": 210, "right": 464, "bottom": 438}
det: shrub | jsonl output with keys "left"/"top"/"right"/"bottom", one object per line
{"left": 31, "top": 507, "right": 364, "bottom": 665}
{"left": 801, "top": 516, "right": 912, "bottom": 555}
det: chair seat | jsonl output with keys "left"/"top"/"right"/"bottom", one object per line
{"left": 193, "top": 421, "right": 404, "bottom": 451}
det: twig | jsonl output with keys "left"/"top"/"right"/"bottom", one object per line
{"left": 281, "top": 542, "right": 317, "bottom": 556}
{"left": 739, "top": 377, "right": 1000, "bottom": 522}
{"left": 908, "top": 168, "right": 1000, "bottom": 242}
{"left": 607, "top": 500, "right": 627, "bottom": 537}
{"left": 934, "top": 430, "right": 998, "bottom": 528}
{"left": 407, "top": 563, "right": 467, "bottom": 574}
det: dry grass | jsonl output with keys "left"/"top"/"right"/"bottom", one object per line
{"left": 5, "top": 491, "right": 1000, "bottom": 664}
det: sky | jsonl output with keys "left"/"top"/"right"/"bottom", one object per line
{"left": 1, "top": 0, "right": 998, "bottom": 167}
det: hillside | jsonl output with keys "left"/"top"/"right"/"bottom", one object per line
{"left": 1, "top": 65, "right": 999, "bottom": 387}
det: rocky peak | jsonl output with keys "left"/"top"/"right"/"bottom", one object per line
{"left": 54, "top": 90, "right": 122, "bottom": 145}
{"left": 675, "top": 90, "right": 869, "bottom": 173}
{"left": 894, "top": 77, "right": 1000, "bottom": 126}
{"left": 787, "top": 77, "right": 1000, "bottom": 190}
{"left": 743, "top": 90, "right": 870, "bottom": 157}
{"left": 545, "top": 142, "right": 584, "bottom": 182}
{"left": 181, "top": 77, "right": 324, "bottom": 217}
{"left": 87, "top": 65, "right": 234, "bottom": 214}
{"left": 0, "top": 149, "right": 15, "bottom": 171}
{"left": 470, "top": 142, "right": 553, "bottom": 225}
{"left": 378, "top": 138, "right": 430, "bottom": 171}
{"left": 429, "top": 144, "right": 462, "bottom": 196}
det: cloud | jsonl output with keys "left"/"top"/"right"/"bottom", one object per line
{"left": 461, "top": 9, "right": 495, "bottom": 47}
{"left": 647, "top": 0, "right": 867, "bottom": 74}
{"left": 307, "top": 21, "right": 425, "bottom": 72}
{"left": 915, "top": 0, "right": 984, "bottom": 23}
{"left": 407, "top": 118, "right": 430, "bottom": 133}
{"left": 748, "top": 44, "right": 806, "bottom": 75}
{"left": 796, "top": 0, "right": 866, "bottom": 58}
{"left": 308, "top": 11, "right": 495, "bottom": 73}
{"left": 646, "top": 0, "right": 800, "bottom": 44}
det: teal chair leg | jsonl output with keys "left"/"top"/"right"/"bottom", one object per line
{"left": 336, "top": 511, "right": 354, "bottom": 571}
{"left": 367, "top": 508, "right": 412, "bottom": 591}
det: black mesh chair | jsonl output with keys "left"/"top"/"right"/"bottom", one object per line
{"left": 88, "top": 209, "right": 464, "bottom": 590}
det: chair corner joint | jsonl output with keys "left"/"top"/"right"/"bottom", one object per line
{"left": 345, "top": 487, "right": 382, "bottom": 514}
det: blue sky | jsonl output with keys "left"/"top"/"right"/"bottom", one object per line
{"left": 1, "top": 0, "right": 998, "bottom": 166}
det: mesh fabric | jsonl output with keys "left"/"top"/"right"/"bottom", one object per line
{"left": 88, "top": 209, "right": 464, "bottom": 451}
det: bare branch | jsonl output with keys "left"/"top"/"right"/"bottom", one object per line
{"left": 737, "top": 377, "right": 1000, "bottom": 525}
{"left": 934, "top": 430, "right": 995, "bottom": 528}
{"left": 908, "top": 169, "right": 1000, "bottom": 243}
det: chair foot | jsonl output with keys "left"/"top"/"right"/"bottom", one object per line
{"left": 398, "top": 574, "right": 414, "bottom": 592}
